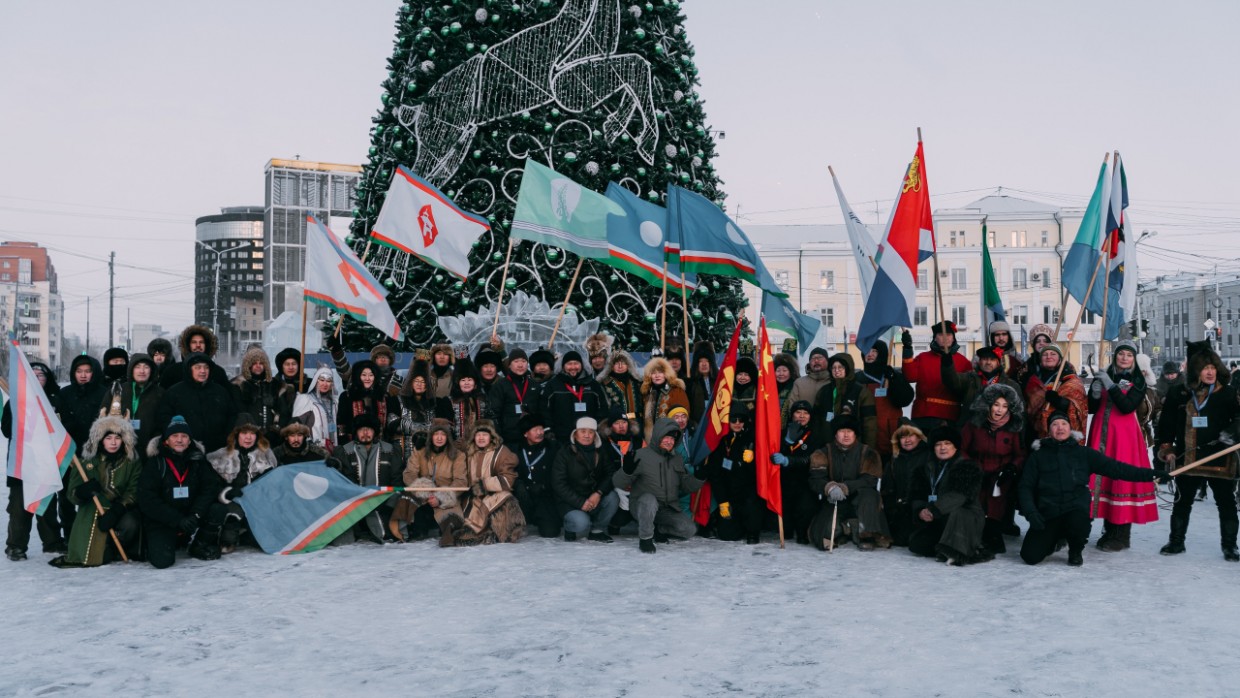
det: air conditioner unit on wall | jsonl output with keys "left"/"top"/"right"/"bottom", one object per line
{"left": 1031, "top": 273, "right": 1041, "bottom": 281}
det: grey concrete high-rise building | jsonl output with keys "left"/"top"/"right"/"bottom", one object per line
{"left": 195, "top": 206, "right": 265, "bottom": 363}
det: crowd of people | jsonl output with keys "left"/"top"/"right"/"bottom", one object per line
{"left": 8, "top": 318, "right": 1238, "bottom": 570}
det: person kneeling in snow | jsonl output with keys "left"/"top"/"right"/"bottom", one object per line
{"left": 391, "top": 419, "right": 467, "bottom": 543}
{"left": 206, "top": 415, "right": 280, "bottom": 554}
{"left": 613, "top": 418, "right": 706, "bottom": 553}
{"left": 1019, "top": 412, "right": 1171, "bottom": 567}
{"left": 50, "top": 416, "right": 142, "bottom": 568}
{"left": 807, "top": 415, "right": 890, "bottom": 551}
{"left": 445, "top": 420, "right": 526, "bottom": 547}
{"left": 137, "top": 416, "right": 221, "bottom": 567}
{"left": 328, "top": 414, "right": 402, "bottom": 544}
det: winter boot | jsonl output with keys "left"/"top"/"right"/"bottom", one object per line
{"left": 1221, "top": 517, "right": 1239, "bottom": 562}
{"left": 1160, "top": 512, "right": 1190, "bottom": 555}
{"left": 1067, "top": 549, "right": 1084, "bottom": 566}
{"left": 563, "top": 531, "right": 577, "bottom": 542}
{"left": 982, "top": 519, "right": 1006, "bottom": 555}
{"left": 588, "top": 531, "right": 613, "bottom": 543}
{"left": 5, "top": 546, "right": 26, "bottom": 562}
{"left": 47, "top": 555, "right": 83, "bottom": 568}
{"left": 438, "top": 514, "right": 465, "bottom": 548}
{"left": 1097, "top": 522, "right": 1126, "bottom": 552}
{"left": 639, "top": 537, "right": 657, "bottom": 553}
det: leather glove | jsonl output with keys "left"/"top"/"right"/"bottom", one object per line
{"left": 223, "top": 486, "right": 244, "bottom": 502}
{"left": 97, "top": 505, "right": 125, "bottom": 532}
{"left": 1151, "top": 469, "right": 1173, "bottom": 485}
{"left": 1098, "top": 372, "right": 1115, "bottom": 390}
{"left": 997, "top": 467, "right": 1016, "bottom": 481}
{"left": 1026, "top": 512, "right": 1046, "bottom": 531}
{"left": 325, "top": 333, "right": 343, "bottom": 351}
{"left": 325, "top": 457, "right": 343, "bottom": 470}
{"left": 187, "top": 450, "right": 206, "bottom": 466}
{"left": 74, "top": 480, "right": 103, "bottom": 501}
{"left": 178, "top": 514, "right": 200, "bottom": 535}
{"left": 901, "top": 329, "right": 913, "bottom": 349}
{"left": 622, "top": 459, "right": 638, "bottom": 475}
{"left": 771, "top": 453, "right": 789, "bottom": 467}
{"left": 1044, "top": 389, "right": 1069, "bottom": 412}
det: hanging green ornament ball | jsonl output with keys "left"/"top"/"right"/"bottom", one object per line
{"left": 664, "top": 163, "right": 674, "bottom": 172}
{"left": 541, "top": 0, "right": 552, "bottom": 6}
{"left": 592, "top": 129, "right": 603, "bottom": 139}
{"left": 564, "top": 151, "right": 578, "bottom": 163}
{"left": 654, "top": 44, "right": 664, "bottom": 55}
{"left": 447, "top": 190, "right": 455, "bottom": 198}
{"left": 427, "top": 48, "right": 436, "bottom": 57}
{"left": 472, "top": 149, "right": 483, "bottom": 159}
{"left": 420, "top": 25, "right": 432, "bottom": 34}
{"left": 436, "top": 301, "right": 445, "bottom": 310}
{"left": 694, "top": 181, "right": 704, "bottom": 190}
{"left": 481, "top": 44, "right": 489, "bottom": 51}
{"left": 634, "top": 28, "right": 646, "bottom": 39}
{"left": 488, "top": 164, "right": 500, "bottom": 174}
{"left": 453, "top": 280, "right": 465, "bottom": 290}
{"left": 492, "top": 251, "right": 504, "bottom": 262}
{"left": 712, "top": 280, "right": 720, "bottom": 289}
{"left": 655, "top": 111, "right": 666, "bottom": 120}
{"left": 466, "top": 42, "right": 476, "bottom": 51}
{"left": 476, "top": 277, "right": 486, "bottom": 287}
{"left": 345, "top": 234, "right": 355, "bottom": 245}
{"left": 724, "top": 310, "right": 734, "bottom": 320}
{"left": 434, "top": 274, "right": 444, "bottom": 283}
{"left": 644, "top": 313, "right": 657, "bottom": 324}
{"left": 490, "top": 13, "right": 500, "bottom": 22}
{"left": 384, "top": 277, "right": 396, "bottom": 289}
{"left": 551, "top": 108, "right": 562, "bottom": 118}
{"left": 544, "top": 122, "right": 554, "bottom": 133}
{"left": 375, "top": 124, "right": 385, "bottom": 135}
{"left": 405, "top": 80, "right": 417, "bottom": 92}
{"left": 692, "top": 308, "right": 703, "bottom": 320}
{"left": 620, "top": 134, "right": 631, "bottom": 143}
{"left": 558, "top": 270, "right": 569, "bottom": 280}
{"left": 380, "top": 93, "right": 390, "bottom": 105}
{"left": 368, "top": 146, "right": 377, "bottom": 156}
{"left": 440, "top": 26, "right": 450, "bottom": 36}
{"left": 504, "top": 277, "right": 517, "bottom": 290}
{"left": 645, "top": 2, "right": 654, "bottom": 10}
{"left": 646, "top": 191, "right": 660, "bottom": 202}
{"left": 679, "top": 171, "right": 691, "bottom": 183}
{"left": 547, "top": 248, "right": 559, "bottom": 260}
{"left": 352, "top": 207, "right": 360, "bottom": 218}
{"left": 511, "top": 4, "right": 520, "bottom": 12}
{"left": 696, "top": 126, "right": 707, "bottom": 137}
{"left": 609, "top": 163, "right": 621, "bottom": 174}
{"left": 393, "top": 140, "right": 405, "bottom": 152}
{"left": 583, "top": 300, "right": 593, "bottom": 310}
{"left": 450, "top": 21, "right": 462, "bottom": 33}
{"left": 609, "top": 273, "right": 620, "bottom": 283}
{"left": 637, "top": 166, "right": 647, "bottom": 176}
{"left": 521, "top": 111, "right": 532, "bottom": 121}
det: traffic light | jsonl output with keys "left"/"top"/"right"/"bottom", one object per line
{"left": 1140, "top": 319, "right": 1150, "bottom": 337}
{"left": 1127, "top": 319, "right": 1139, "bottom": 337}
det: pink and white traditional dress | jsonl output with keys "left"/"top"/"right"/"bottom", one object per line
{"left": 1087, "top": 370, "right": 1158, "bottom": 524}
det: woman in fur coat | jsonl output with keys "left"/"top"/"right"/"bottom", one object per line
{"left": 961, "top": 383, "right": 1026, "bottom": 554}
{"left": 600, "top": 350, "right": 642, "bottom": 434}
{"left": 447, "top": 357, "right": 488, "bottom": 450}
{"left": 640, "top": 357, "right": 690, "bottom": 439}
{"left": 336, "top": 359, "right": 400, "bottom": 446}
{"left": 907, "top": 425, "right": 990, "bottom": 565}
{"left": 447, "top": 420, "right": 526, "bottom": 546}
{"left": 392, "top": 419, "right": 468, "bottom": 541}
{"left": 392, "top": 359, "right": 452, "bottom": 462}
{"left": 882, "top": 421, "right": 930, "bottom": 547}
{"left": 50, "top": 416, "right": 142, "bottom": 568}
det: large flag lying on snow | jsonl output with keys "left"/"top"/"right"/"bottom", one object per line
{"left": 667, "top": 185, "right": 787, "bottom": 298}
{"left": 1061, "top": 157, "right": 1114, "bottom": 335}
{"left": 603, "top": 182, "right": 696, "bottom": 291}
{"left": 238, "top": 462, "right": 396, "bottom": 554}
{"left": 981, "top": 220, "right": 1006, "bottom": 330}
{"left": 830, "top": 168, "right": 879, "bottom": 303}
{"left": 1106, "top": 152, "right": 1136, "bottom": 339}
{"left": 6, "top": 342, "right": 74, "bottom": 514}
{"left": 762, "top": 291, "right": 821, "bottom": 356}
{"left": 754, "top": 318, "right": 782, "bottom": 517}
{"left": 304, "top": 215, "right": 403, "bottom": 340}
{"left": 856, "top": 140, "right": 935, "bottom": 352}
{"left": 370, "top": 166, "right": 490, "bottom": 280}
{"left": 511, "top": 159, "right": 619, "bottom": 260}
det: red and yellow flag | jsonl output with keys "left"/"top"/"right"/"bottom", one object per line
{"left": 754, "top": 318, "right": 782, "bottom": 516}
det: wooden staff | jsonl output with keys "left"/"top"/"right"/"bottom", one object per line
{"left": 659, "top": 259, "right": 670, "bottom": 352}
{"left": 777, "top": 514, "right": 785, "bottom": 550}
{"left": 826, "top": 504, "right": 838, "bottom": 553}
{"left": 1099, "top": 271, "right": 1111, "bottom": 373}
{"left": 548, "top": 258, "right": 585, "bottom": 349}
{"left": 333, "top": 238, "right": 374, "bottom": 339}
{"left": 1166, "top": 442, "right": 1240, "bottom": 478}
{"left": 298, "top": 298, "right": 308, "bottom": 393}
{"left": 71, "top": 456, "right": 130, "bottom": 563}
{"left": 1051, "top": 250, "right": 1108, "bottom": 390}
{"left": 399, "top": 487, "right": 471, "bottom": 492}
{"left": 492, "top": 237, "right": 515, "bottom": 337}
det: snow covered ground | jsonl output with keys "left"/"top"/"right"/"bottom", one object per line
{"left": 2, "top": 487, "right": 1238, "bottom": 698}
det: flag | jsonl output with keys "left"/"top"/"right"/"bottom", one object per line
{"left": 830, "top": 169, "right": 879, "bottom": 303}
{"left": 304, "top": 215, "right": 404, "bottom": 340}
{"left": 1061, "top": 159, "right": 1112, "bottom": 334}
{"left": 667, "top": 185, "right": 787, "bottom": 297}
{"left": 762, "top": 292, "right": 821, "bottom": 356}
{"left": 688, "top": 318, "right": 743, "bottom": 468}
{"left": 1020, "top": 324, "right": 1028, "bottom": 356}
{"left": 238, "top": 462, "right": 396, "bottom": 554}
{"left": 856, "top": 140, "right": 935, "bottom": 352}
{"left": 603, "top": 182, "right": 696, "bottom": 291}
{"left": 6, "top": 342, "right": 74, "bottom": 514}
{"left": 511, "top": 159, "right": 619, "bottom": 260}
{"left": 370, "top": 165, "right": 490, "bottom": 280}
{"left": 754, "top": 318, "right": 782, "bottom": 516}
{"left": 981, "top": 219, "right": 1006, "bottom": 329}
{"left": 1106, "top": 152, "right": 1136, "bottom": 338}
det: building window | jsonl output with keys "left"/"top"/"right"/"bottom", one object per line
{"left": 776, "top": 270, "right": 789, "bottom": 291}
{"left": 819, "top": 307, "right": 834, "bottom": 327}
{"left": 1083, "top": 310, "right": 1097, "bottom": 325}
{"left": 1041, "top": 231, "right": 1049, "bottom": 247}
{"left": 1012, "top": 268, "right": 1028, "bottom": 290}
{"left": 1041, "top": 268, "right": 1051, "bottom": 288}
{"left": 987, "top": 230, "right": 996, "bottom": 248}
{"left": 1011, "top": 305, "right": 1028, "bottom": 325}
{"left": 952, "top": 305, "right": 967, "bottom": 327}
{"left": 1044, "top": 306, "right": 1059, "bottom": 324}
{"left": 1010, "top": 230, "right": 1027, "bottom": 247}
{"left": 917, "top": 269, "right": 929, "bottom": 290}
{"left": 819, "top": 270, "right": 834, "bottom": 290}
{"left": 949, "top": 230, "right": 965, "bottom": 247}
{"left": 914, "top": 306, "right": 928, "bottom": 326}
{"left": 950, "top": 268, "right": 967, "bottom": 290}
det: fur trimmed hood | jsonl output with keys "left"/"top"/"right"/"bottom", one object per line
{"left": 890, "top": 422, "right": 927, "bottom": 452}
{"left": 237, "top": 345, "right": 273, "bottom": 381}
{"left": 466, "top": 419, "right": 504, "bottom": 451}
{"left": 1186, "top": 340, "right": 1228, "bottom": 388}
{"left": 207, "top": 442, "right": 279, "bottom": 484}
{"left": 280, "top": 422, "right": 312, "bottom": 439}
{"left": 641, "top": 357, "right": 685, "bottom": 392}
{"left": 430, "top": 343, "right": 455, "bottom": 365}
{"left": 773, "top": 353, "right": 800, "bottom": 383}
{"left": 422, "top": 418, "right": 460, "bottom": 460}
{"left": 178, "top": 324, "right": 218, "bottom": 359}
{"left": 968, "top": 383, "right": 1025, "bottom": 433}
{"left": 690, "top": 340, "right": 717, "bottom": 378}
{"left": 599, "top": 349, "right": 641, "bottom": 382}
{"left": 586, "top": 332, "right": 613, "bottom": 359}
{"left": 83, "top": 415, "right": 138, "bottom": 461}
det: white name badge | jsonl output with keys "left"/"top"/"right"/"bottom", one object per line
{"left": 722, "top": 458, "right": 734, "bottom": 471}
{"left": 514, "top": 405, "right": 523, "bottom": 414}
{"left": 928, "top": 494, "right": 938, "bottom": 503}
{"left": 1192, "top": 416, "right": 1209, "bottom": 428}
{"left": 825, "top": 412, "right": 835, "bottom": 422}
{"left": 875, "top": 388, "right": 888, "bottom": 398}
{"left": 131, "top": 419, "right": 142, "bottom": 431}
{"left": 574, "top": 402, "right": 587, "bottom": 412}
{"left": 172, "top": 486, "right": 190, "bottom": 500}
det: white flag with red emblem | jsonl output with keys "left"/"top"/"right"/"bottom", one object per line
{"left": 304, "top": 216, "right": 403, "bottom": 341}
{"left": 370, "top": 165, "right": 491, "bottom": 280}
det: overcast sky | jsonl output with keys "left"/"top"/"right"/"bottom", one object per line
{"left": 1, "top": 0, "right": 1237, "bottom": 346}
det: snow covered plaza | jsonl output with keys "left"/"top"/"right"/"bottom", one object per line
{"left": 3, "top": 487, "right": 1236, "bottom": 698}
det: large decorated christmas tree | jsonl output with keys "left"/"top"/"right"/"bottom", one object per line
{"left": 340, "top": 0, "right": 746, "bottom": 352}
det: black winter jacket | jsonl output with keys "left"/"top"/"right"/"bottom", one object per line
{"left": 551, "top": 441, "right": 615, "bottom": 512}
{"left": 56, "top": 355, "right": 107, "bottom": 449}
{"left": 137, "top": 442, "right": 219, "bottom": 527}
{"left": 156, "top": 363, "right": 238, "bottom": 453}
{"left": 489, "top": 373, "right": 538, "bottom": 444}
{"left": 1019, "top": 437, "right": 1156, "bottom": 523}
{"left": 539, "top": 371, "right": 607, "bottom": 442}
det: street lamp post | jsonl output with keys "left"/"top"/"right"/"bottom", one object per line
{"left": 195, "top": 239, "right": 253, "bottom": 355}
{"left": 1134, "top": 229, "right": 1157, "bottom": 354}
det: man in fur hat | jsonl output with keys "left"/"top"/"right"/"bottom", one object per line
{"left": 273, "top": 422, "right": 328, "bottom": 465}
{"left": 328, "top": 414, "right": 402, "bottom": 543}
{"left": 807, "top": 414, "right": 889, "bottom": 551}
{"left": 274, "top": 347, "right": 304, "bottom": 390}
{"left": 987, "top": 320, "right": 1025, "bottom": 379}
{"left": 174, "top": 324, "right": 231, "bottom": 388}
{"left": 901, "top": 321, "right": 973, "bottom": 430}
{"left": 510, "top": 413, "right": 561, "bottom": 538}
{"left": 232, "top": 346, "right": 294, "bottom": 444}
{"left": 585, "top": 333, "right": 612, "bottom": 378}
{"left": 428, "top": 343, "right": 455, "bottom": 398}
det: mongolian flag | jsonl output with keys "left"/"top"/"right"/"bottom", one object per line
{"left": 304, "top": 215, "right": 404, "bottom": 340}
{"left": 856, "top": 139, "right": 935, "bottom": 352}
{"left": 6, "top": 342, "right": 74, "bottom": 514}
{"left": 754, "top": 318, "right": 783, "bottom": 516}
{"left": 238, "top": 462, "right": 396, "bottom": 554}
{"left": 687, "top": 317, "right": 743, "bottom": 526}
{"left": 370, "top": 165, "right": 490, "bottom": 280}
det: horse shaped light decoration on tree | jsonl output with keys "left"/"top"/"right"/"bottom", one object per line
{"left": 396, "top": 0, "right": 660, "bottom": 186}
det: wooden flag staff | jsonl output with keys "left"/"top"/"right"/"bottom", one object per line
{"left": 492, "top": 237, "right": 516, "bottom": 338}
{"left": 548, "top": 258, "right": 585, "bottom": 349}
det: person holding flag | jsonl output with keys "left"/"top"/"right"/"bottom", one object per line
{"left": 773, "top": 401, "right": 821, "bottom": 545}
{"left": 902, "top": 322, "right": 973, "bottom": 431}
{"left": 50, "top": 416, "right": 143, "bottom": 568}
{"left": 704, "top": 403, "right": 761, "bottom": 544}
{"left": 3, "top": 359, "right": 67, "bottom": 561}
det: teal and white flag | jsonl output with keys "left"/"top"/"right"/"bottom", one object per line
{"left": 761, "top": 292, "right": 821, "bottom": 356}
{"left": 511, "top": 159, "right": 620, "bottom": 259}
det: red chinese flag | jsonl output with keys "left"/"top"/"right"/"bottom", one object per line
{"left": 754, "top": 318, "right": 783, "bottom": 516}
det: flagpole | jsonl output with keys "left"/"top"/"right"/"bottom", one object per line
{"left": 918, "top": 128, "right": 948, "bottom": 332}
{"left": 659, "top": 259, "right": 669, "bottom": 352}
{"left": 680, "top": 279, "right": 691, "bottom": 347}
{"left": 1053, "top": 153, "right": 1111, "bottom": 343}
{"left": 1052, "top": 251, "right": 1107, "bottom": 390}
{"left": 299, "top": 298, "right": 308, "bottom": 393}
{"left": 492, "top": 237, "right": 515, "bottom": 338}
{"left": 332, "top": 237, "right": 375, "bottom": 339}
{"left": 71, "top": 456, "right": 130, "bottom": 563}
{"left": 1099, "top": 267, "right": 1111, "bottom": 372}
{"left": 548, "top": 258, "right": 585, "bottom": 349}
